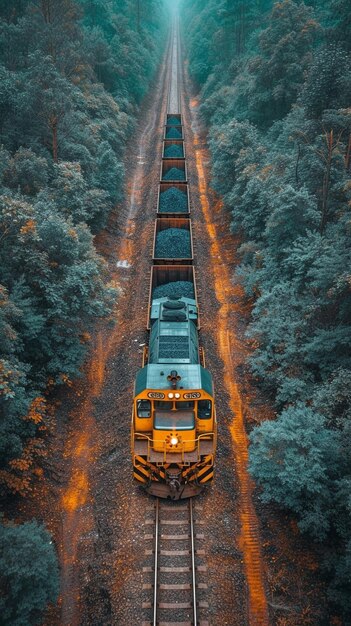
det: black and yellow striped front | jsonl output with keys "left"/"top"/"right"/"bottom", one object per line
{"left": 133, "top": 453, "right": 214, "bottom": 497}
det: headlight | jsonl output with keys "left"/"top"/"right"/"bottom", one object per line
{"left": 170, "top": 436, "right": 178, "bottom": 446}
{"left": 174, "top": 392, "right": 180, "bottom": 399}
{"left": 168, "top": 392, "right": 174, "bottom": 399}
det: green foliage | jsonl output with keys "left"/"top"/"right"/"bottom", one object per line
{"left": 94, "top": 141, "right": 124, "bottom": 205}
{"left": 209, "top": 119, "right": 261, "bottom": 196}
{"left": 183, "top": 0, "right": 351, "bottom": 615}
{"left": 264, "top": 186, "right": 319, "bottom": 254}
{"left": 0, "top": 195, "right": 113, "bottom": 385}
{"left": 0, "top": 354, "right": 32, "bottom": 466}
{"left": 249, "top": 404, "right": 339, "bottom": 539}
{"left": 3, "top": 149, "right": 49, "bottom": 196}
{"left": 301, "top": 45, "right": 351, "bottom": 118}
{"left": 249, "top": 1, "right": 319, "bottom": 125}
{"left": 0, "top": 519, "right": 59, "bottom": 626}
{"left": 329, "top": 0, "right": 351, "bottom": 51}
{"left": 184, "top": 0, "right": 319, "bottom": 126}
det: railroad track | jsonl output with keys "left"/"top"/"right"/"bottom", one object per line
{"left": 142, "top": 499, "right": 209, "bottom": 626}
{"left": 167, "top": 15, "right": 180, "bottom": 114}
{"left": 141, "top": 13, "right": 210, "bottom": 626}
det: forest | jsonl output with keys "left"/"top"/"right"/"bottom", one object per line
{"left": 1, "top": 0, "right": 351, "bottom": 622}
{"left": 0, "top": 1, "right": 166, "bottom": 623}
{"left": 183, "top": 0, "right": 351, "bottom": 617}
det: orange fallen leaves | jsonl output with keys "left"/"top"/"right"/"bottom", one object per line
{"left": 19, "top": 219, "right": 36, "bottom": 235}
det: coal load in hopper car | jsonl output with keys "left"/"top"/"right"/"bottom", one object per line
{"left": 158, "top": 183, "right": 189, "bottom": 216}
{"left": 153, "top": 218, "right": 193, "bottom": 264}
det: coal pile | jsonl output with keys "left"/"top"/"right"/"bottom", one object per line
{"left": 153, "top": 281, "right": 195, "bottom": 300}
{"left": 159, "top": 186, "right": 188, "bottom": 213}
{"left": 165, "top": 127, "right": 182, "bottom": 139}
{"left": 164, "top": 144, "right": 184, "bottom": 158}
{"left": 163, "top": 167, "right": 185, "bottom": 181}
{"left": 155, "top": 228, "right": 191, "bottom": 258}
{"left": 167, "top": 116, "right": 181, "bottom": 125}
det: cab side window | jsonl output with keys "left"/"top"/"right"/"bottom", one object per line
{"left": 137, "top": 399, "right": 151, "bottom": 418}
{"left": 198, "top": 400, "right": 212, "bottom": 419}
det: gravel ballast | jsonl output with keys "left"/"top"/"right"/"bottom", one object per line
{"left": 163, "top": 167, "right": 186, "bottom": 181}
{"left": 153, "top": 280, "right": 195, "bottom": 300}
{"left": 155, "top": 227, "right": 191, "bottom": 258}
{"left": 159, "top": 187, "right": 188, "bottom": 213}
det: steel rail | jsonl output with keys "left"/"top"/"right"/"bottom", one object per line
{"left": 166, "top": 20, "right": 172, "bottom": 114}
{"left": 175, "top": 13, "right": 181, "bottom": 114}
{"left": 152, "top": 498, "right": 160, "bottom": 626}
{"left": 173, "top": 17, "right": 179, "bottom": 114}
{"left": 189, "top": 498, "right": 198, "bottom": 626}
{"left": 167, "top": 15, "right": 180, "bottom": 115}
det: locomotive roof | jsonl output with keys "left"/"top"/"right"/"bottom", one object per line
{"left": 149, "top": 319, "right": 199, "bottom": 364}
{"left": 135, "top": 363, "right": 213, "bottom": 396}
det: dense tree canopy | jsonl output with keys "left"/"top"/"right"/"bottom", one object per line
{"left": 0, "top": 519, "right": 59, "bottom": 625}
{"left": 183, "top": 0, "right": 351, "bottom": 616}
{"left": 0, "top": 0, "right": 166, "bottom": 492}
{"left": 0, "top": 0, "right": 167, "bottom": 618}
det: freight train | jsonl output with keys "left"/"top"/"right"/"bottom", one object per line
{"left": 131, "top": 114, "right": 217, "bottom": 499}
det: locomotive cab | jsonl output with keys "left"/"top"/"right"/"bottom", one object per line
{"left": 134, "top": 389, "right": 215, "bottom": 451}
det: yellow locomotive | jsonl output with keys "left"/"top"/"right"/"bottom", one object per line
{"left": 131, "top": 292, "right": 217, "bottom": 499}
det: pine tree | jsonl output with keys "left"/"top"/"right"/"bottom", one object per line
{"left": 0, "top": 520, "right": 59, "bottom": 625}
{"left": 249, "top": 404, "right": 339, "bottom": 539}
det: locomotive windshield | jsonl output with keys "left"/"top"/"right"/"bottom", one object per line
{"left": 175, "top": 401, "right": 194, "bottom": 410}
{"left": 154, "top": 409, "right": 195, "bottom": 431}
{"left": 154, "top": 401, "right": 173, "bottom": 410}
